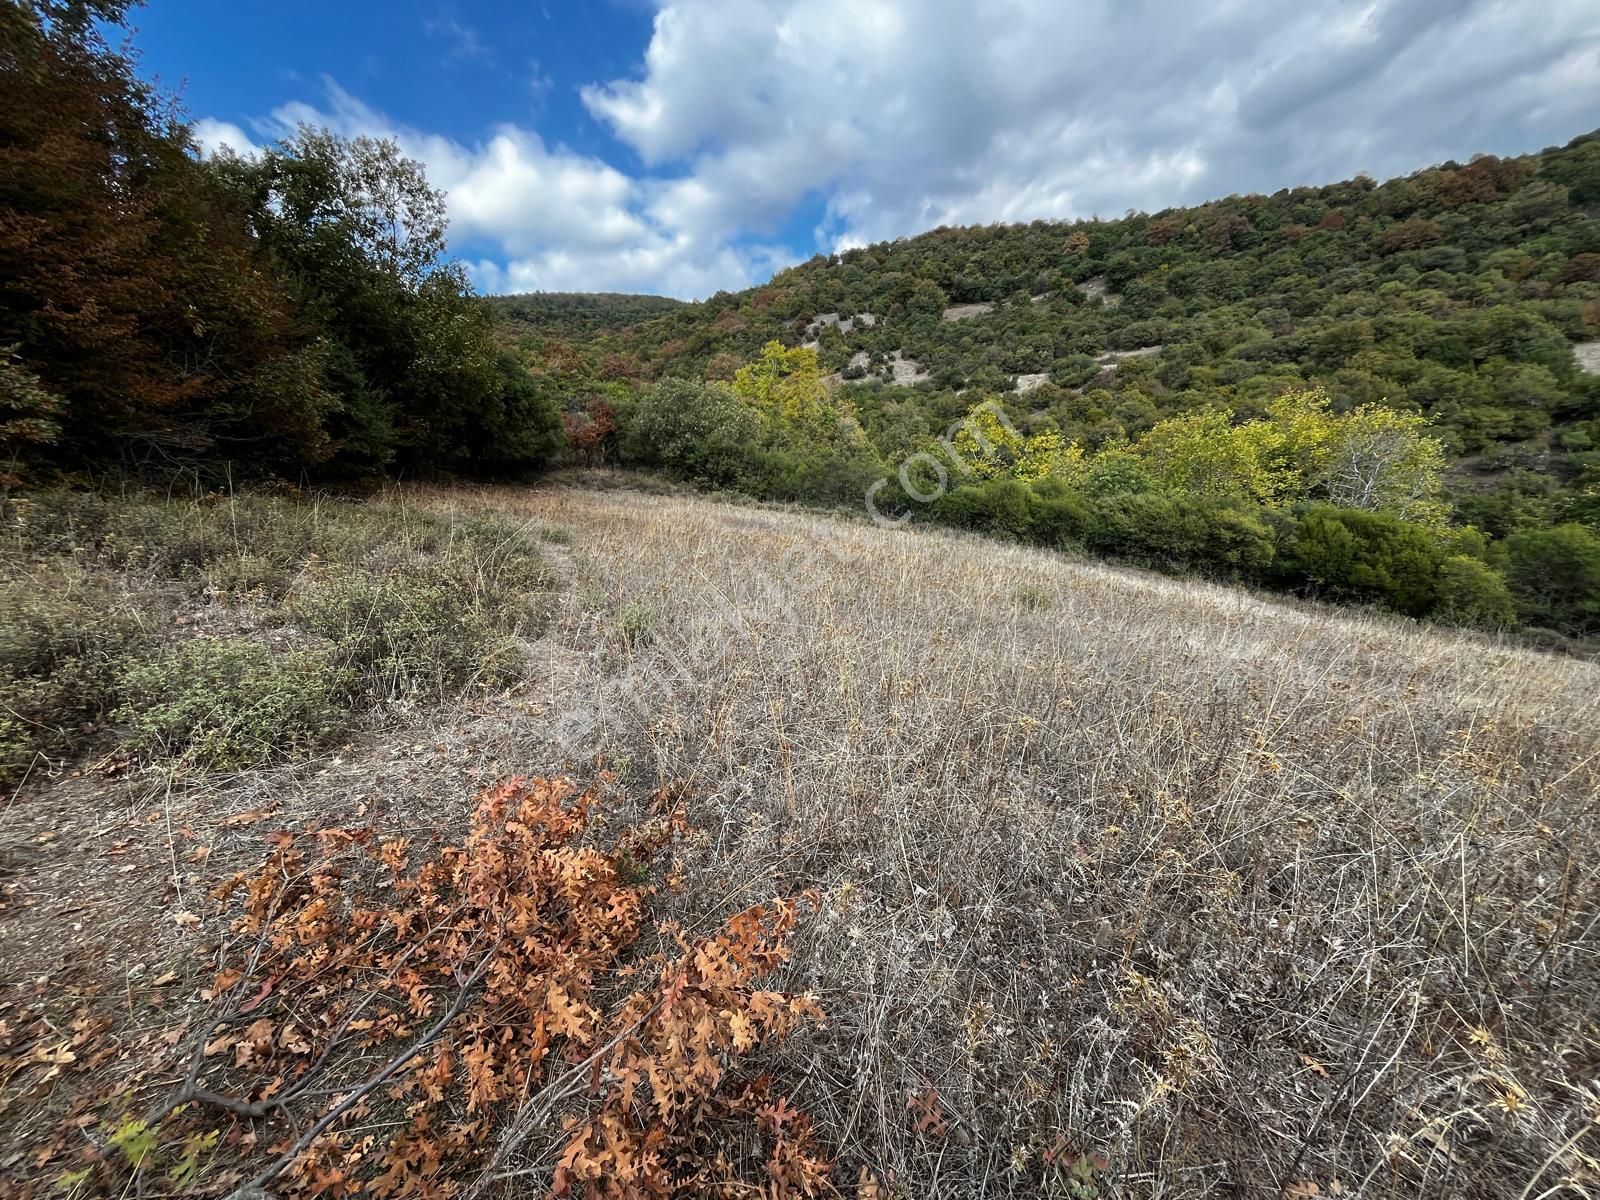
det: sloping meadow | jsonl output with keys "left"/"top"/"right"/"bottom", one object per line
{"left": 2, "top": 480, "right": 1596, "bottom": 1198}
{"left": 459, "top": 481, "right": 1600, "bottom": 1198}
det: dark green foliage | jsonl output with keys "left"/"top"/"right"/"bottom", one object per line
{"left": 936, "top": 479, "right": 1037, "bottom": 541}
{"left": 1286, "top": 506, "right": 1443, "bottom": 616}
{"left": 210, "top": 131, "right": 561, "bottom": 477}
{"left": 487, "top": 292, "right": 686, "bottom": 340}
{"left": 1077, "top": 491, "right": 1271, "bottom": 576}
{"left": 1433, "top": 554, "right": 1518, "bottom": 628}
{"left": 741, "top": 443, "right": 884, "bottom": 506}
{"left": 1502, "top": 523, "right": 1600, "bottom": 634}
{"left": 623, "top": 378, "right": 761, "bottom": 489}
{"left": 1029, "top": 478, "right": 1093, "bottom": 549}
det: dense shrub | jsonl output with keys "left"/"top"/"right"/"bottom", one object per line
{"left": 1433, "top": 554, "right": 1518, "bottom": 628}
{"left": 115, "top": 639, "right": 347, "bottom": 768}
{"left": 935, "top": 478, "right": 1037, "bottom": 540}
{"left": 1286, "top": 506, "right": 1443, "bottom": 616}
{"left": 1029, "top": 478, "right": 1093, "bottom": 548}
{"left": 1502, "top": 522, "right": 1600, "bottom": 634}
{"left": 1081, "top": 491, "right": 1192, "bottom": 566}
{"left": 622, "top": 378, "right": 760, "bottom": 489}
{"left": 0, "top": 575, "right": 143, "bottom": 785}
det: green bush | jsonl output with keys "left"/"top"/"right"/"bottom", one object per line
{"left": 936, "top": 479, "right": 1037, "bottom": 540}
{"left": 1286, "top": 506, "right": 1443, "bottom": 616}
{"left": 1081, "top": 491, "right": 1188, "bottom": 565}
{"left": 1502, "top": 523, "right": 1600, "bottom": 635}
{"left": 1181, "top": 499, "right": 1277, "bottom": 578}
{"left": 1029, "top": 478, "right": 1092, "bottom": 549}
{"left": 0, "top": 575, "right": 144, "bottom": 786}
{"left": 623, "top": 378, "right": 760, "bottom": 489}
{"left": 1433, "top": 555, "right": 1517, "bottom": 628}
{"left": 289, "top": 569, "right": 522, "bottom": 700}
{"left": 115, "top": 639, "right": 347, "bottom": 769}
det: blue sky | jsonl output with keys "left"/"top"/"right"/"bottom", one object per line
{"left": 128, "top": 0, "right": 1600, "bottom": 300}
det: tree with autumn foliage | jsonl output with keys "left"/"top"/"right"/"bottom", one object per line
{"left": 0, "top": 2, "right": 561, "bottom": 482}
{"left": 0, "top": 0, "right": 335, "bottom": 473}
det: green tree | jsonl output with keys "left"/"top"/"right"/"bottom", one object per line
{"left": 1287, "top": 506, "right": 1443, "bottom": 616}
{"left": 212, "top": 129, "right": 557, "bottom": 474}
{"left": 1432, "top": 556, "right": 1517, "bottom": 628}
{"left": 624, "top": 378, "right": 760, "bottom": 488}
{"left": 1502, "top": 523, "right": 1600, "bottom": 634}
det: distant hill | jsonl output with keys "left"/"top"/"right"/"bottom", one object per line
{"left": 511, "top": 133, "right": 1600, "bottom": 538}
{"left": 486, "top": 291, "right": 687, "bottom": 340}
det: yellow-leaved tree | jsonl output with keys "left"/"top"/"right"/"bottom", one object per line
{"left": 732, "top": 341, "right": 829, "bottom": 426}
{"left": 1320, "top": 403, "right": 1448, "bottom": 525}
{"left": 949, "top": 400, "right": 1084, "bottom": 482}
{"left": 1135, "top": 407, "right": 1291, "bottom": 503}
{"left": 1130, "top": 388, "right": 1446, "bottom": 523}
{"left": 1263, "top": 387, "right": 1447, "bottom": 524}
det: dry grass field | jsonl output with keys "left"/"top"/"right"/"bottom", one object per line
{"left": 3, "top": 477, "right": 1598, "bottom": 1198}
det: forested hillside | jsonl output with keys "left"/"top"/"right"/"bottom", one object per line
{"left": 487, "top": 291, "right": 685, "bottom": 340}
{"left": 509, "top": 137, "right": 1600, "bottom": 641}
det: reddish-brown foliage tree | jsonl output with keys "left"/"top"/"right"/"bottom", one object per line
{"left": 1381, "top": 217, "right": 1443, "bottom": 254}
{"left": 0, "top": 6, "right": 333, "bottom": 471}
{"left": 1557, "top": 252, "right": 1600, "bottom": 284}
{"left": 564, "top": 399, "right": 619, "bottom": 468}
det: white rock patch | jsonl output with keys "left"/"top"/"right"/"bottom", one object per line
{"left": 941, "top": 303, "right": 994, "bottom": 322}
{"left": 1096, "top": 345, "right": 1164, "bottom": 369}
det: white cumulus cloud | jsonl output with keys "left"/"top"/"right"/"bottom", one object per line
{"left": 587, "top": 0, "right": 1600, "bottom": 256}
{"left": 196, "top": 0, "right": 1600, "bottom": 297}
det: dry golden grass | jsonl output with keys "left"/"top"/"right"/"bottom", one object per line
{"left": 414, "top": 478, "right": 1600, "bottom": 1198}
{"left": 3, "top": 476, "right": 1597, "bottom": 1198}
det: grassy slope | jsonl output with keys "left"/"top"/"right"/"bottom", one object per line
{"left": 3, "top": 481, "right": 1597, "bottom": 1197}
{"left": 461, "top": 480, "right": 1600, "bottom": 1195}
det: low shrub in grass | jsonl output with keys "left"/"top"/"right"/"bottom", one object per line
{"left": 5, "top": 488, "right": 549, "bottom": 773}
{"left": 0, "top": 574, "right": 144, "bottom": 786}
{"left": 115, "top": 638, "right": 348, "bottom": 769}
{"left": 288, "top": 569, "right": 522, "bottom": 700}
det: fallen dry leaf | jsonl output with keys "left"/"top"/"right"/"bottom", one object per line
{"left": 219, "top": 807, "right": 278, "bottom": 828}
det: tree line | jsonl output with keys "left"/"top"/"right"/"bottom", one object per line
{"left": 549, "top": 341, "right": 1599, "bottom": 641}
{"left": 511, "top": 136, "right": 1600, "bottom": 641}
{"left": 0, "top": 0, "right": 563, "bottom": 485}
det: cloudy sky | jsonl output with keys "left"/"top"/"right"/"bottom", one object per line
{"left": 135, "top": 0, "right": 1600, "bottom": 299}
